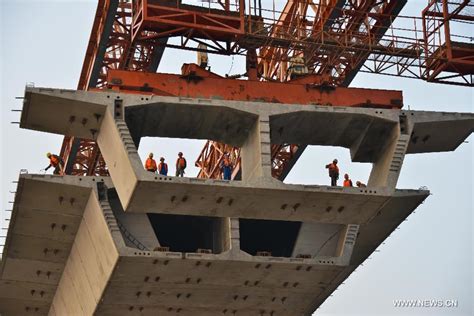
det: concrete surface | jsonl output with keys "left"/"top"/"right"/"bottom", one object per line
{"left": 0, "top": 174, "right": 110, "bottom": 316}
{"left": 0, "top": 173, "right": 427, "bottom": 315}
{"left": 20, "top": 88, "right": 473, "bottom": 214}
{"left": 1, "top": 86, "right": 471, "bottom": 315}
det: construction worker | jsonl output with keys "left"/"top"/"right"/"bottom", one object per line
{"left": 325, "top": 159, "right": 339, "bottom": 186}
{"left": 158, "top": 157, "right": 168, "bottom": 176}
{"left": 356, "top": 181, "right": 367, "bottom": 188}
{"left": 220, "top": 153, "right": 233, "bottom": 180}
{"left": 44, "top": 152, "right": 64, "bottom": 175}
{"left": 175, "top": 152, "right": 187, "bottom": 177}
{"left": 145, "top": 153, "right": 157, "bottom": 173}
{"left": 343, "top": 174, "right": 353, "bottom": 187}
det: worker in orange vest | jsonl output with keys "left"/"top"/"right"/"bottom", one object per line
{"left": 175, "top": 152, "right": 187, "bottom": 177}
{"left": 343, "top": 173, "right": 353, "bottom": 187}
{"left": 44, "top": 152, "right": 64, "bottom": 175}
{"left": 145, "top": 153, "right": 157, "bottom": 173}
{"left": 325, "top": 159, "right": 339, "bottom": 186}
{"left": 158, "top": 157, "right": 168, "bottom": 176}
{"left": 220, "top": 153, "right": 233, "bottom": 180}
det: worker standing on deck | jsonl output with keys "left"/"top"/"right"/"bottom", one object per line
{"left": 175, "top": 152, "right": 187, "bottom": 177}
{"left": 343, "top": 174, "right": 353, "bottom": 187}
{"left": 145, "top": 153, "right": 157, "bottom": 173}
{"left": 44, "top": 152, "right": 64, "bottom": 175}
{"left": 220, "top": 153, "right": 233, "bottom": 180}
{"left": 325, "top": 159, "right": 339, "bottom": 186}
{"left": 158, "top": 157, "right": 168, "bottom": 176}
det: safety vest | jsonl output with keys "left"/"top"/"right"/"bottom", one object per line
{"left": 177, "top": 157, "right": 186, "bottom": 169}
{"left": 223, "top": 157, "right": 231, "bottom": 167}
{"left": 158, "top": 163, "right": 168, "bottom": 175}
{"left": 145, "top": 158, "right": 157, "bottom": 171}
{"left": 50, "top": 155, "right": 60, "bottom": 167}
{"left": 343, "top": 179, "right": 353, "bottom": 187}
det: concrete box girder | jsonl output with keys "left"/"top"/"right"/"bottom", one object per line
{"left": 0, "top": 168, "right": 429, "bottom": 315}
{"left": 22, "top": 88, "right": 402, "bottom": 160}
{"left": 20, "top": 88, "right": 474, "bottom": 215}
{"left": 0, "top": 175, "right": 109, "bottom": 316}
{"left": 21, "top": 87, "right": 474, "bottom": 157}
{"left": 3, "top": 86, "right": 471, "bottom": 316}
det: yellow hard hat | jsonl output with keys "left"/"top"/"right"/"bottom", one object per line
{"left": 46, "top": 152, "right": 52, "bottom": 158}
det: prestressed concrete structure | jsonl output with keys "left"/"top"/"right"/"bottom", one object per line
{"left": 20, "top": 88, "right": 474, "bottom": 212}
{"left": 0, "top": 174, "right": 428, "bottom": 315}
{"left": 0, "top": 86, "right": 472, "bottom": 315}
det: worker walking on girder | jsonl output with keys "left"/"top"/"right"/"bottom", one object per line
{"left": 158, "top": 157, "right": 168, "bottom": 176}
{"left": 43, "top": 152, "right": 64, "bottom": 175}
{"left": 220, "top": 153, "right": 233, "bottom": 180}
{"left": 343, "top": 173, "right": 353, "bottom": 187}
{"left": 145, "top": 153, "right": 157, "bottom": 173}
{"left": 175, "top": 152, "right": 187, "bottom": 177}
{"left": 325, "top": 159, "right": 339, "bottom": 186}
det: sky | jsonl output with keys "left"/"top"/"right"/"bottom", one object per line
{"left": 0, "top": 1, "right": 472, "bottom": 315}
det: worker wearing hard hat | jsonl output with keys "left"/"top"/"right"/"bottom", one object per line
{"left": 343, "top": 173, "right": 353, "bottom": 187}
{"left": 158, "top": 157, "right": 168, "bottom": 176}
{"left": 145, "top": 153, "right": 157, "bottom": 173}
{"left": 220, "top": 152, "right": 233, "bottom": 180}
{"left": 175, "top": 152, "right": 187, "bottom": 177}
{"left": 44, "top": 152, "right": 64, "bottom": 175}
{"left": 325, "top": 159, "right": 339, "bottom": 186}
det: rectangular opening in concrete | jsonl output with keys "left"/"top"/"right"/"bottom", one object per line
{"left": 147, "top": 214, "right": 229, "bottom": 254}
{"left": 283, "top": 145, "right": 372, "bottom": 187}
{"left": 138, "top": 137, "right": 206, "bottom": 178}
{"left": 239, "top": 219, "right": 301, "bottom": 257}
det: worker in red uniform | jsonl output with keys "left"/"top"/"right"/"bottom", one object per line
{"left": 145, "top": 153, "right": 157, "bottom": 173}
{"left": 343, "top": 173, "right": 353, "bottom": 187}
{"left": 175, "top": 152, "right": 187, "bottom": 177}
{"left": 325, "top": 159, "right": 339, "bottom": 186}
{"left": 158, "top": 157, "right": 168, "bottom": 176}
{"left": 220, "top": 153, "right": 233, "bottom": 180}
{"left": 44, "top": 152, "right": 64, "bottom": 175}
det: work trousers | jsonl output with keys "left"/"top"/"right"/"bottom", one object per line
{"left": 223, "top": 166, "right": 232, "bottom": 180}
{"left": 53, "top": 166, "right": 61, "bottom": 175}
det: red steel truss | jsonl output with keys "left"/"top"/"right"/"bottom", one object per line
{"left": 60, "top": 0, "right": 167, "bottom": 176}
{"left": 61, "top": 0, "right": 474, "bottom": 179}
{"left": 422, "top": 0, "right": 474, "bottom": 85}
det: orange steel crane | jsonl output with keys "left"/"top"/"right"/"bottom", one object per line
{"left": 60, "top": 0, "right": 474, "bottom": 179}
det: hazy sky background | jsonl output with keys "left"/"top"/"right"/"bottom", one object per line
{"left": 0, "top": 1, "right": 472, "bottom": 315}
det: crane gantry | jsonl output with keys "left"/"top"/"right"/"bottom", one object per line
{"left": 59, "top": 0, "right": 474, "bottom": 179}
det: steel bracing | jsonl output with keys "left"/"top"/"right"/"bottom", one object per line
{"left": 60, "top": 0, "right": 473, "bottom": 179}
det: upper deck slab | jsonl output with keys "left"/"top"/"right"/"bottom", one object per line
{"left": 21, "top": 87, "right": 474, "bottom": 157}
